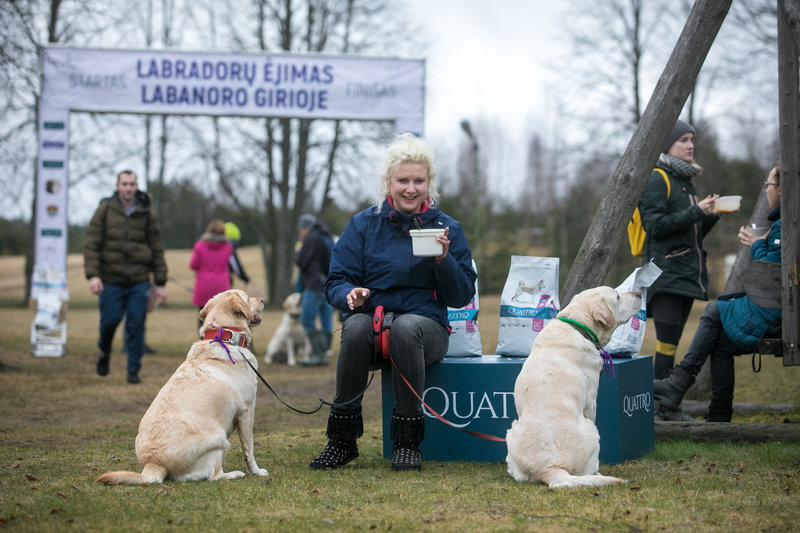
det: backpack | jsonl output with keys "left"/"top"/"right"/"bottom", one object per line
{"left": 627, "top": 168, "right": 670, "bottom": 257}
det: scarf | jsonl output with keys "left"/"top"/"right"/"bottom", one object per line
{"left": 658, "top": 153, "right": 702, "bottom": 180}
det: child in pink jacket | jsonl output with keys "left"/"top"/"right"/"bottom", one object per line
{"left": 190, "top": 220, "right": 233, "bottom": 311}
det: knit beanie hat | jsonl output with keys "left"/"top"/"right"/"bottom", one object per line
{"left": 298, "top": 214, "right": 316, "bottom": 230}
{"left": 663, "top": 119, "right": 695, "bottom": 153}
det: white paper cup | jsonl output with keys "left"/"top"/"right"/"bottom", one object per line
{"left": 715, "top": 195, "right": 741, "bottom": 213}
{"left": 744, "top": 226, "right": 768, "bottom": 235}
{"left": 409, "top": 228, "right": 445, "bottom": 256}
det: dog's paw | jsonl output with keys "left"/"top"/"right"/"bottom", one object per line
{"left": 213, "top": 470, "right": 246, "bottom": 481}
{"left": 251, "top": 468, "right": 269, "bottom": 477}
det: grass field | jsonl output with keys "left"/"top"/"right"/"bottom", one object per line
{"left": 1, "top": 249, "right": 799, "bottom": 531}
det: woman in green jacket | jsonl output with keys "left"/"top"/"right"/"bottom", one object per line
{"left": 639, "top": 120, "right": 721, "bottom": 378}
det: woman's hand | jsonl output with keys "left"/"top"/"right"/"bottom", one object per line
{"left": 698, "top": 194, "right": 720, "bottom": 215}
{"left": 435, "top": 227, "right": 451, "bottom": 263}
{"left": 738, "top": 226, "right": 767, "bottom": 247}
{"left": 346, "top": 287, "right": 371, "bottom": 310}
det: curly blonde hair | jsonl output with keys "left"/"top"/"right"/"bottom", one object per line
{"left": 376, "top": 133, "right": 439, "bottom": 207}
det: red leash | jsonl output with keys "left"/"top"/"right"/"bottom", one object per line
{"left": 372, "top": 307, "right": 506, "bottom": 443}
{"left": 388, "top": 353, "right": 507, "bottom": 443}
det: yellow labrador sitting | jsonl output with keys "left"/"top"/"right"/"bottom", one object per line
{"left": 264, "top": 292, "right": 311, "bottom": 365}
{"left": 96, "top": 289, "right": 269, "bottom": 485}
{"left": 505, "top": 286, "right": 641, "bottom": 488}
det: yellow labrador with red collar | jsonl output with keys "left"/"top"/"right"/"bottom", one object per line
{"left": 505, "top": 286, "right": 641, "bottom": 488}
{"left": 96, "top": 290, "right": 269, "bottom": 485}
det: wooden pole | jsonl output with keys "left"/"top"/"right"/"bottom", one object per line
{"left": 780, "top": 0, "right": 800, "bottom": 50}
{"left": 778, "top": 1, "right": 800, "bottom": 365}
{"left": 562, "top": 0, "right": 732, "bottom": 304}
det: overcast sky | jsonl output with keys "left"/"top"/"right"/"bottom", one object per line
{"left": 405, "top": 0, "right": 565, "bottom": 140}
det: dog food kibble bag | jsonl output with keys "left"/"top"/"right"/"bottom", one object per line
{"left": 496, "top": 255, "right": 560, "bottom": 357}
{"left": 445, "top": 260, "right": 482, "bottom": 357}
{"left": 603, "top": 261, "right": 662, "bottom": 356}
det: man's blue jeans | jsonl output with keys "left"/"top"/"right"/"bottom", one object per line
{"left": 97, "top": 281, "right": 150, "bottom": 373}
{"left": 301, "top": 289, "right": 333, "bottom": 334}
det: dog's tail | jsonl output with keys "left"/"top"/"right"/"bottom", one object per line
{"left": 95, "top": 463, "right": 167, "bottom": 486}
{"left": 541, "top": 467, "right": 625, "bottom": 489}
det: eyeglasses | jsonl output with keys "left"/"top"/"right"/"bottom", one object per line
{"left": 764, "top": 181, "right": 779, "bottom": 190}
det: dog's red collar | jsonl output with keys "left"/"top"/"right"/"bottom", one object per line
{"left": 204, "top": 327, "right": 248, "bottom": 348}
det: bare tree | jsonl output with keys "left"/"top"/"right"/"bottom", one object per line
{"left": 191, "top": 0, "right": 421, "bottom": 304}
{"left": 559, "top": 0, "right": 672, "bottom": 155}
{"left": 0, "top": 0, "right": 112, "bottom": 299}
{"left": 562, "top": 0, "right": 732, "bottom": 303}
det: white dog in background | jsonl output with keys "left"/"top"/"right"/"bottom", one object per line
{"left": 264, "top": 292, "right": 311, "bottom": 366}
{"left": 505, "top": 286, "right": 641, "bottom": 488}
{"left": 96, "top": 289, "right": 269, "bottom": 485}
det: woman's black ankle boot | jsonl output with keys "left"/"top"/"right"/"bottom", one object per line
{"left": 309, "top": 440, "right": 358, "bottom": 470}
{"left": 389, "top": 413, "right": 425, "bottom": 471}
{"left": 309, "top": 411, "right": 363, "bottom": 470}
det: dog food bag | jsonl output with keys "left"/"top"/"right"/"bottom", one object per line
{"left": 603, "top": 261, "right": 662, "bottom": 356}
{"left": 496, "top": 256, "right": 560, "bottom": 357}
{"left": 445, "top": 260, "right": 482, "bottom": 357}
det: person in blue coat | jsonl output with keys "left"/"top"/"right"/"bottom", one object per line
{"left": 308, "top": 133, "right": 476, "bottom": 471}
{"left": 653, "top": 162, "right": 782, "bottom": 422}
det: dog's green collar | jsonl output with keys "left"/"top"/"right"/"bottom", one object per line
{"left": 557, "top": 317, "right": 600, "bottom": 347}
{"left": 557, "top": 317, "right": 616, "bottom": 379}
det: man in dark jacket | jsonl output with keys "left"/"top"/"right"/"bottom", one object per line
{"left": 295, "top": 214, "right": 334, "bottom": 366}
{"left": 83, "top": 170, "right": 168, "bottom": 383}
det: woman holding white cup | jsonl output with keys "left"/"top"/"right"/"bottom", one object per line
{"left": 654, "top": 161, "right": 782, "bottom": 422}
{"left": 309, "top": 133, "right": 476, "bottom": 472}
{"left": 638, "top": 119, "right": 725, "bottom": 382}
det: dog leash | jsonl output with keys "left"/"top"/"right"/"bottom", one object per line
{"left": 167, "top": 275, "right": 196, "bottom": 294}
{"left": 206, "top": 331, "right": 325, "bottom": 415}
{"left": 389, "top": 353, "right": 507, "bottom": 443}
{"left": 229, "top": 342, "right": 374, "bottom": 415}
{"left": 556, "top": 317, "right": 615, "bottom": 378}
{"left": 368, "top": 307, "right": 506, "bottom": 442}
{"left": 238, "top": 350, "right": 327, "bottom": 415}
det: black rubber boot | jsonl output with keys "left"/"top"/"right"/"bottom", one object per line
{"left": 126, "top": 369, "right": 141, "bottom": 384}
{"left": 390, "top": 413, "right": 425, "bottom": 471}
{"left": 96, "top": 352, "right": 110, "bottom": 376}
{"left": 309, "top": 412, "right": 362, "bottom": 469}
{"left": 653, "top": 366, "right": 694, "bottom": 411}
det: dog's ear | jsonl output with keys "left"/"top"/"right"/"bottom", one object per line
{"left": 227, "top": 291, "right": 253, "bottom": 319}
{"left": 591, "top": 302, "right": 616, "bottom": 330}
{"left": 199, "top": 297, "right": 213, "bottom": 322}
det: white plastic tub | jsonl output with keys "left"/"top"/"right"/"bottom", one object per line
{"left": 716, "top": 195, "right": 741, "bottom": 213}
{"left": 409, "top": 228, "right": 445, "bottom": 256}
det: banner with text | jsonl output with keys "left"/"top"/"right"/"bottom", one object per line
{"left": 42, "top": 47, "right": 425, "bottom": 133}
{"left": 33, "top": 47, "right": 425, "bottom": 351}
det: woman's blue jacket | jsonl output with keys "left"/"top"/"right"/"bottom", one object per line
{"left": 325, "top": 199, "right": 476, "bottom": 330}
{"left": 718, "top": 213, "right": 782, "bottom": 350}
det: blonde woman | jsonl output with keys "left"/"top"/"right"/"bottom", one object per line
{"left": 309, "top": 133, "right": 476, "bottom": 471}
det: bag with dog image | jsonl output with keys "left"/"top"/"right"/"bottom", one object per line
{"left": 603, "top": 260, "right": 662, "bottom": 356}
{"left": 445, "top": 260, "right": 482, "bottom": 357}
{"left": 496, "top": 255, "right": 560, "bottom": 357}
